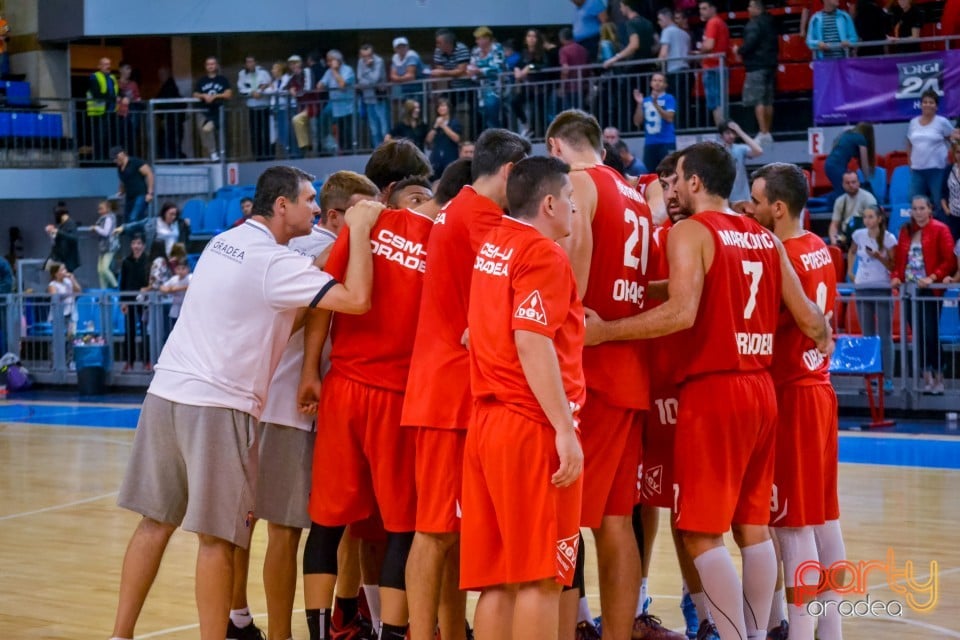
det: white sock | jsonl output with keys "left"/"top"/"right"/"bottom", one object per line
{"left": 768, "top": 587, "right": 786, "bottom": 630}
{"left": 363, "top": 584, "right": 382, "bottom": 631}
{"left": 637, "top": 578, "right": 649, "bottom": 616}
{"left": 788, "top": 603, "right": 816, "bottom": 639}
{"left": 814, "top": 521, "right": 846, "bottom": 640}
{"left": 777, "top": 527, "right": 819, "bottom": 639}
{"left": 229, "top": 607, "right": 253, "bottom": 628}
{"left": 692, "top": 591, "right": 711, "bottom": 622}
{"left": 694, "top": 546, "right": 746, "bottom": 640}
{"left": 740, "top": 540, "right": 777, "bottom": 640}
{"left": 578, "top": 596, "right": 593, "bottom": 623}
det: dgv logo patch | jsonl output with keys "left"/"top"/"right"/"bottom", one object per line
{"left": 515, "top": 290, "right": 548, "bottom": 325}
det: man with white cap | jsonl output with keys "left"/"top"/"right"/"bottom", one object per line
{"left": 390, "top": 36, "right": 425, "bottom": 99}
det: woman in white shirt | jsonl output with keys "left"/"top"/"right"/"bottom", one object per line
{"left": 47, "top": 261, "right": 82, "bottom": 336}
{"left": 847, "top": 206, "right": 897, "bottom": 390}
{"left": 907, "top": 89, "right": 958, "bottom": 219}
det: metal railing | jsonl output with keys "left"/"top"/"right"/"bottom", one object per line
{"left": 0, "top": 53, "right": 726, "bottom": 169}
{"left": 815, "top": 34, "right": 960, "bottom": 57}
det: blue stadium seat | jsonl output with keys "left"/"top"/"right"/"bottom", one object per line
{"left": 238, "top": 185, "right": 257, "bottom": 199}
{"left": 75, "top": 295, "right": 101, "bottom": 336}
{"left": 888, "top": 165, "right": 911, "bottom": 205}
{"left": 180, "top": 198, "right": 206, "bottom": 230}
{"left": 886, "top": 203, "right": 911, "bottom": 237}
{"left": 224, "top": 197, "right": 244, "bottom": 228}
{"left": 199, "top": 198, "right": 228, "bottom": 234}
{"left": 859, "top": 166, "right": 887, "bottom": 204}
{"left": 187, "top": 253, "right": 202, "bottom": 271}
{"left": 940, "top": 289, "right": 960, "bottom": 346}
{"left": 829, "top": 335, "right": 882, "bottom": 375}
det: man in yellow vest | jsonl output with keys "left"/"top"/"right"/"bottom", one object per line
{"left": 87, "top": 57, "right": 119, "bottom": 162}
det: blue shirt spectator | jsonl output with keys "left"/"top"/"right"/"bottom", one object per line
{"left": 573, "top": 0, "right": 608, "bottom": 42}
{"left": 0, "top": 256, "right": 13, "bottom": 294}
{"left": 643, "top": 93, "right": 676, "bottom": 144}
{"left": 807, "top": 0, "right": 858, "bottom": 59}
{"left": 319, "top": 53, "right": 356, "bottom": 118}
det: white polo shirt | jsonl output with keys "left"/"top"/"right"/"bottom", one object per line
{"left": 260, "top": 225, "right": 339, "bottom": 430}
{"left": 149, "top": 220, "right": 337, "bottom": 418}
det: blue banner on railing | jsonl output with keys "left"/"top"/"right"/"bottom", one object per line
{"left": 813, "top": 51, "right": 960, "bottom": 124}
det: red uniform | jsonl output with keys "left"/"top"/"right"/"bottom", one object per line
{"left": 401, "top": 186, "right": 503, "bottom": 533}
{"left": 309, "top": 208, "right": 433, "bottom": 532}
{"left": 672, "top": 211, "right": 781, "bottom": 535}
{"left": 640, "top": 222, "right": 679, "bottom": 509}
{"left": 578, "top": 164, "right": 653, "bottom": 528}
{"left": 636, "top": 173, "right": 659, "bottom": 200}
{"left": 461, "top": 216, "right": 585, "bottom": 589}
{"left": 770, "top": 232, "right": 839, "bottom": 528}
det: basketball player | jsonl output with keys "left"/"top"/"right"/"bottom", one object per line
{"left": 748, "top": 163, "right": 845, "bottom": 640}
{"left": 583, "top": 142, "right": 832, "bottom": 640}
{"left": 462, "top": 155, "right": 584, "bottom": 640}
{"left": 402, "top": 129, "right": 531, "bottom": 640}
{"left": 546, "top": 109, "right": 653, "bottom": 640}
{"left": 110, "top": 166, "right": 383, "bottom": 640}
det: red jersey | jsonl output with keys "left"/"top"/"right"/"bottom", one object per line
{"left": 636, "top": 173, "right": 659, "bottom": 200}
{"left": 581, "top": 164, "right": 653, "bottom": 409}
{"left": 324, "top": 207, "right": 434, "bottom": 392}
{"left": 648, "top": 222, "right": 678, "bottom": 383}
{"left": 673, "top": 211, "right": 782, "bottom": 384}
{"left": 402, "top": 186, "right": 503, "bottom": 429}
{"left": 769, "top": 232, "right": 836, "bottom": 386}
{"left": 468, "top": 216, "right": 586, "bottom": 424}
{"left": 702, "top": 16, "right": 730, "bottom": 68}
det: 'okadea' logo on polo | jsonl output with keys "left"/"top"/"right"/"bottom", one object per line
{"left": 794, "top": 548, "right": 938, "bottom": 618}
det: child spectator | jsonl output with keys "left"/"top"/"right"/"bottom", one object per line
{"left": 160, "top": 260, "right": 192, "bottom": 330}
{"left": 88, "top": 199, "right": 120, "bottom": 288}
{"left": 47, "top": 261, "right": 81, "bottom": 337}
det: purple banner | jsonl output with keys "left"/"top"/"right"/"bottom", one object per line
{"left": 813, "top": 51, "right": 960, "bottom": 125}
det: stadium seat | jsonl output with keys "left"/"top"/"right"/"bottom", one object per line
{"left": 940, "top": 289, "right": 960, "bottom": 346}
{"left": 776, "top": 63, "right": 813, "bottom": 93}
{"left": 200, "top": 198, "right": 228, "bottom": 234}
{"left": 779, "top": 34, "right": 811, "bottom": 62}
{"left": 180, "top": 198, "right": 206, "bottom": 230}
{"left": 810, "top": 154, "right": 832, "bottom": 196}
{"left": 859, "top": 166, "right": 887, "bottom": 204}
{"left": 826, "top": 245, "right": 845, "bottom": 285}
{"left": 888, "top": 165, "right": 911, "bottom": 204}
{"left": 75, "top": 295, "right": 101, "bottom": 336}
{"left": 729, "top": 66, "right": 745, "bottom": 97}
{"left": 887, "top": 202, "right": 911, "bottom": 236}
{"left": 829, "top": 335, "right": 895, "bottom": 427}
{"left": 884, "top": 151, "right": 909, "bottom": 174}
{"left": 224, "top": 197, "right": 244, "bottom": 228}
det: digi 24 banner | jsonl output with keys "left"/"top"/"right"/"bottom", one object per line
{"left": 812, "top": 51, "right": 960, "bottom": 124}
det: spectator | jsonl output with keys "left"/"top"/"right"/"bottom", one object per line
{"left": 47, "top": 262, "right": 81, "bottom": 337}
{"left": 386, "top": 99, "right": 429, "bottom": 149}
{"left": 317, "top": 49, "right": 357, "bottom": 154}
{"left": 357, "top": 44, "right": 389, "bottom": 147}
{"left": 807, "top": 0, "right": 858, "bottom": 59}
{"left": 469, "top": 26, "right": 506, "bottom": 130}
{"left": 305, "top": 51, "right": 323, "bottom": 90}
{"left": 459, "top": 140, "right": 476, "bottom": 159}
{"left": 572, "top": 0, "right": 610, "bottom": 60}
{"left": 111, "top": 145, "right": 154, "bottom": 227}
{"left": 603, "top": 126, "right": 621, "bottom": 146}
{"left": 0, "top": 13, "right": 9, "bottom": 78}
{"left": 160, "top": 260, "right": 192, "bottom": 330}
{"left": 851, "top": 0, "right": 891, "bottom": 55}
{"left": 615, "top": 140, "right": 646, "bottom": 175}
{"left": 945, "top": 237, "right": 960, "bottom": 283}
{"left": 425, "top": 97, "right": 462, "bottom": 177}
{"left": 603, "top": 0, "right": 655, "bottom": 69}
{"left": 598, "top": 21, "right": 622, "bottom": 64}
{"left": 118, "top": 201, "right": 191, "bottom": 258}
{"left": 907, "top": 90, "right": 956, "bottom": 219}
{"left": 657, "top": 8, "right": 691, "bottom": 126}
{"left": 264, "top": 60, "right": 292, "bottom": 156}
{"left": 45, "top": 202, "right": 81, "bottom": 274}
{"left": 824, "top": 122, "right": 875, "bottom": 205}
{"left": 237, "top": 55, "right": 273, "bottom": 161}
{"left": 941, "top": 136, "right": 960, "bottom": 240}
{"left": 503, "top": 38, "right": 522, "bottom": 71}
{"left": 117, "top": 61, "right": 143, "bottom": 155}
{"left": 192, "top": 56, "right": 232, "bottom": 161}
{"left": 829, "top": 170, "right": 877, "bottom": 247}
{"left": 389, "top": 37, "right": 425, "bottom": 99}
{"left": 632, "top": 73, "right": 676, "bottom": 172}
{"left": 89, "top": 199, "right": 120, "bottom": 288}
{"left": 602, "top": 140, "right": 627, "bottom": 175}
{"left": 0, "top": 255, "right": 13, "bottom": 294}
{"left": 232, "top": 197, "right": 255, "bottom": 227}
{"left": 432, "top": 28, "right": 473, "bottom": 117}
{"left": 719, "top": 120, "right": 763, "bottom": 203}
{"left": 289, "top": 55, "right": 316, "bottom": 156}
{"left": 890, "top": 195, "right": 958, "bottom": 393}
{"left": 847, "top": 206, "right": 897, "bottom": 391}
{"left": 558, "top": 27, "right": 590, "bottom": 111}
{"left": 887, "top": 0, "right": 923, "bottom": 53}
{"left": 511, "top": 28, "right": 558, "bottom": 138}
{"left": 736, "top": 0, "right": 779, "bottom": 146}
{"left": 697, "top": 0, "right": 730, "bottom": 126}
{"left": 86, "top": 57, "right": 119, "bottom": 162}
{"left": 119, "top": 235, "right": 151, "bottom": 371}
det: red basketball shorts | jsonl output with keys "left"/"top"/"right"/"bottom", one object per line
{"left": 640, "top": 387, "right": 679, "bottom": 509}
{"left": 673, "top": 371, "right": 777, "bottom": 535}
{"left": 770, "top": 382, "right": 839, "bottom": 528}
{"left": 579, "top": 391, "right": 644, "bottom": 528}
{"left": 308, "top": 371, "right": 417, "bottom": 532}
{"left": 413, "top": 426, "right": 467, "bottom": 533}
{"left": 460, "top": 403, "right": 583, "bottom": 590}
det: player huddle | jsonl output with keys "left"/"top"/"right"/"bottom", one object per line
{"left": 108, "top": 110, "right": 845, "bottom": 640}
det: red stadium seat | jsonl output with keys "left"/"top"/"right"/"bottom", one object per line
{"left": 802, "top": 169, "right": 813, "bottom": 196}
{"left": 827, "top": 245, "right": 846, "bottom": 286}
{"left": 776, "top": 62, "right": 813, "bottom": 93}
{"left": 779, "top": 34, "right": 811, "bottom": 62}
{"left": 884, "top": 150, "right": 909, "bottom": 173}
{"left": 810, "top": 154, "right": 832, "bottom": 196}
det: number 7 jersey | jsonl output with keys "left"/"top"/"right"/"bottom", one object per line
{"left": 673, "top": 210, "right": 782, "bottom": 384}
{"left": 582, "top": 164, "right": 653, "bottom": 409}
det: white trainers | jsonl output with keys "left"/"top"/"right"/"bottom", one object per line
{"left": 210, "top": 151, "right": 220, "bottom": 161}
{"left": 757, "top": 132, "right": 774, "bottom": 146}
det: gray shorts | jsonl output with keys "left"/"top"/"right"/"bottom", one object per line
{"left": 117, "top": 393, "right": 259, "bottom": 548}
{"left": 256, "top": 423, "right": 314, "bottom": 529}
{"left": 742, "top": 69, "right": 775, "bottom": 107}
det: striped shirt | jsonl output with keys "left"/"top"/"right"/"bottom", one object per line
{"left": 821, "top": 11, "right": 844, "bottom": 58}
{"left": 434, "top": 42, "right": 473, "bottom": 89}
{"left": 948, "top": 164, "right": 960, "bottom": 218}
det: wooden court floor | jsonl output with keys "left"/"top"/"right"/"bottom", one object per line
{"left": 0, "top": 414, "right": 958, "bottom": 639}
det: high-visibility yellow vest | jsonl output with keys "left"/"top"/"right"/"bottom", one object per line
{"left": 86, "top": 71, "right": 118, "bottom": 116}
